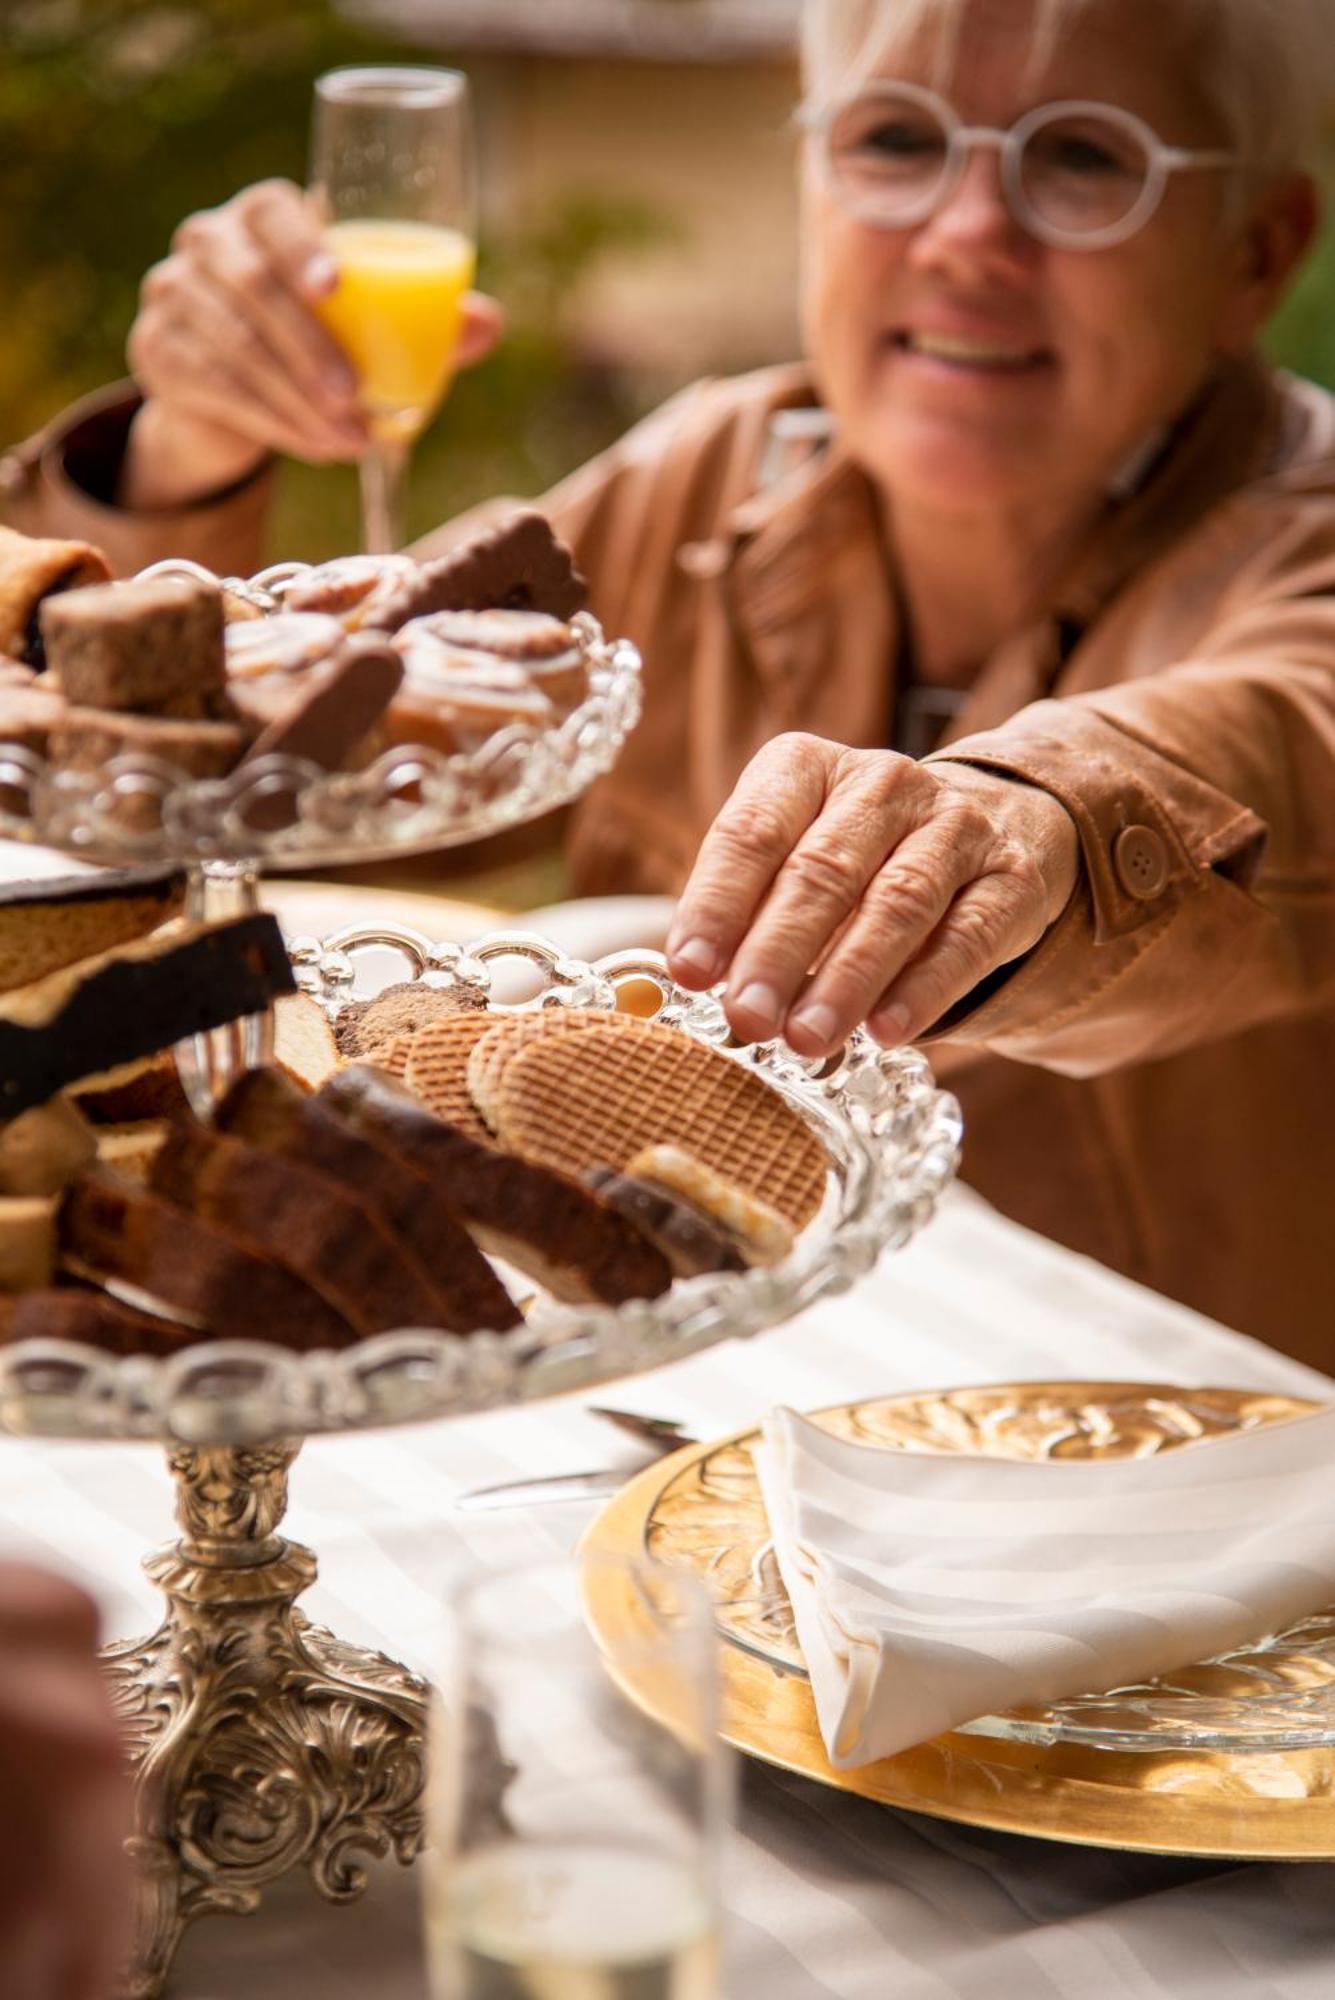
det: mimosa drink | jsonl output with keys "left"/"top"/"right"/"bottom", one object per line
{"left": 317, "top": 219, "right": 477, "bottom": 443}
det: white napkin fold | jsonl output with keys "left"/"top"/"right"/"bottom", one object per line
{"left": 754, "top": 1402, "right": 1335, "bottom": 1768}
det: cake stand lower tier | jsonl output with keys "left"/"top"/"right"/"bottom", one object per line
{"left": 101, "top": 1442, "right": 428, "bottom": 2000}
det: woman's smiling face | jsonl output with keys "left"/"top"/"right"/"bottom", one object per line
{"left": 800, "top": 0, "right": 1284, "bottom": 516}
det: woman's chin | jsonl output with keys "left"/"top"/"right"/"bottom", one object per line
{"left": 862, "top": 436, "right": 1064, "bottom": 516}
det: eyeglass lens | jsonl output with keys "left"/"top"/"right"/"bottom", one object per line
{"left": 825, "top": 91, "right": 1154, "bottom": 237}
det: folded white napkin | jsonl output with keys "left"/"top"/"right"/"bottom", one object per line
{"left": 754, "top": 1402, "right": 1335, "bottom": 1768}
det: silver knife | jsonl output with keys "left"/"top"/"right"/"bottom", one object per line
{"left": 453, "top": 1467, "right": 638, "bottom": 1511}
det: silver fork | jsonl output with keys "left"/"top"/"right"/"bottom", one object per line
{"left": 453, "top": 1408, "right": 696, "bottom": 1511}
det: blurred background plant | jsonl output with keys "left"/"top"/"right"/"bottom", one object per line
{"left": 2, "top": 0, "right": 1333, "bottom": 561}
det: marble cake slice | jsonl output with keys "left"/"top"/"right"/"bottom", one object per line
{"left": 320, "top": 1065, "right": 672, "bottom": 1307}
{"left": 0, "top": 914, "right": 295, "bottom": 1121}
{"left": 215, "top": 1066, "right": 521, "bottom": 1335}
{"left": 58, "top": 1168, "right": 356, "bottom": 1350}
{"left": 150, "top": 1116, "right": 479, "bottom": 1338}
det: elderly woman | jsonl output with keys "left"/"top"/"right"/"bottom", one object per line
{"left": 6, "top": 0, "right": 1334, "bottom": 1367}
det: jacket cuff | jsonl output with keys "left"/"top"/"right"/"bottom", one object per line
{"left": 925, "top": 699, "right": 1266, "bottom": 947}
{"left": 1, "top": 381, "right": 272, "bottom": 580}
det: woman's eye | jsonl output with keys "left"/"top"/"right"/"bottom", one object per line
{"left": 1043, "top": 135, "right": 1128, "bottom": 176}
{"left": 859, "top": 122, "right": 943, "bottom": 160}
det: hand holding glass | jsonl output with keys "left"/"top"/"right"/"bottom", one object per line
{"left": 310, "top": 66, "right": 477, "bottom": 552}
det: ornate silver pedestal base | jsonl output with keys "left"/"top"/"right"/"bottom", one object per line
{"left": 102, "top": 1443, "right": 427, "bottom": 2000}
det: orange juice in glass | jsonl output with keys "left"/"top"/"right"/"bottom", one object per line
{"left": 316, "top": 219, "right": 477, "bottom": 446}
{"left": 311, "top": 67, "right": 476, "bottom": 551}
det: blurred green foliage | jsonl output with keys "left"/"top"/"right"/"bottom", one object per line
{"left": 0, "top": 0, "right": 664, "bottom": 558}
{"left": 1, "top": 0, "right": 1333, "bottom": 565}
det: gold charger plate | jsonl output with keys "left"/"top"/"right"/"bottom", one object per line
{"left": 582, "top": 1381, "right": 1335, "bottom": 1860}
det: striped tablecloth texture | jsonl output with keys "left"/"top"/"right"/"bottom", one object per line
{"left": 2, "top": 1185, "right": 1331, "bottom": 1998}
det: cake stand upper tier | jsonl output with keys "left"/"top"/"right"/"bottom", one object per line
{"left": 0, "top": 562, "right": 643, "bottom": 869}
{"left": 0, "top": 930, "right": 963, "bottom": 1447}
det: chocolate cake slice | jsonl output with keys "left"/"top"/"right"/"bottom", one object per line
{"left": 320, "top": 1065, "right": 672, "bottom": 1306}
{"left": 58, "top": 1168, "right": 356, "bottom": 1350}
{"left": 150, "top": 1117, "right": 479, "bottom": 1338}
{"left": 216, "top": 1067, "right": 521, "bottom": 1334}
{"left": 0, "top": 1284, "right": 196, "bottom": 1357}
{"left": 0, "top": 914, "right": 295, "bottom": 1120}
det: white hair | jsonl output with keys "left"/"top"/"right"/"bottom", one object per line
{"left": 801, "top": 0, "right": 1335, "bottom": 174}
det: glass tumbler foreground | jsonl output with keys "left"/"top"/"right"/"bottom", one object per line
{"left": 427, "top": 1554, "right": 729, "bottom": 2000}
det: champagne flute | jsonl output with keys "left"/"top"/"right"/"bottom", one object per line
{"left": 427, "top": 1553, "right": 730, "bottom": 2000}
{"left": 310, "top": 66, "right": 477, "bottom": 553}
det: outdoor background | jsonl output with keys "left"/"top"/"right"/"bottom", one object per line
{"left": 4, "top": 0, "right": 1333, "bottom": 564}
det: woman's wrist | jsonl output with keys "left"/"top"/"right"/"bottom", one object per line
{"left": 119, "top": 399, "right": 268, "bottom": 511}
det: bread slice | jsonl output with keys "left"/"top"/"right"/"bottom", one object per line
{"left": 94, "top": 1122, "right": 168, "bottom": 1185}
{"left": 58, "top": 1168, "right": 356, "bottom": 1350}
{"left": 0, "top": 864, "right": 186, "bottom": 994}
{"left": 274, "top": 992, "right": 341, "bottom": 1092}
{"left": 0, "top": 913, "right": 295, "bottom": 1120}
{"left": 215, "top": 1067, "right": 521, "bottom": 1334}
{"left": 150, "top": 1117, "right": 477, "bottom": 1338}
{"left": 0, "top": 1097, "right": 96, "bottom": 1195}
{"left": 0, "top": 1284, "right": 196, "bottom": 1356}
{"left": 0, "top": 1195, "right": 57, "bottom": 1290}
{"left": 320, "top": 1065, "right": 672, "bottom": 1307}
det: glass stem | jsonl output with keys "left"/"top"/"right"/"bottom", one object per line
{"left": 359, "top": 439, "right": 411, "bottom": 554}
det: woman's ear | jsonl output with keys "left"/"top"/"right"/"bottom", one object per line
{"left": 1215, "top": 173, "right": 1322, "bottom": 354}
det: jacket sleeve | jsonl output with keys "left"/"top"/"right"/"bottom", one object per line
{"left": 1, "top": 382, "right": 273, "bottom": 580}
{"left": 924, "top": 495, "right": 1335, "bottom": 1077}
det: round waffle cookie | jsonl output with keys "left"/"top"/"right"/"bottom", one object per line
{"left": 402, "top": 1013, "right": 502, "bottom": 1144}
{"left": 367, "top": 1035, "right": 415, "bottom": 1084}
{"left": 490, "top": 1019, "right": 829, "bottom": 1228}
{"left": 467, "top": 1008, "right": 642, "bottom": 1136}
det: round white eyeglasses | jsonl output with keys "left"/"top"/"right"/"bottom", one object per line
{"left": 804, "top": 82, "right": 1238, "bottom": 249}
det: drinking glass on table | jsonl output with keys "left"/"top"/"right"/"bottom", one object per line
{"left": 427, "top": 1553, "right": 729, "bottom": 2000}
{"left": 310, "top": 65, "right": 477, "bottom": 554}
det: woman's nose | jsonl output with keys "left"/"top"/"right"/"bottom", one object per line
{"left": 911, "top": 144, "right": 1033, "bottom": 268}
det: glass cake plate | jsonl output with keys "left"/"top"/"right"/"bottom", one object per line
{"left": 0, "top": 926, "right": 962, "bottom": 1998}
{"left": 0, "top": 558, "right": 643, "bottom": 869}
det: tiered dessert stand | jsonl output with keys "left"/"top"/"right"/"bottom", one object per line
{"left": 0, "top": 566, "right": 963, "bottom": 1996}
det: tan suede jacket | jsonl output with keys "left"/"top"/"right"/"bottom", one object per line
{"left": 6, "top": 358, "right": 1335, "bottom": 1368}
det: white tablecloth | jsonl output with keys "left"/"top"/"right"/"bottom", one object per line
{"left": 2, "top": 1186, "right": 1333, "bottom": 1999}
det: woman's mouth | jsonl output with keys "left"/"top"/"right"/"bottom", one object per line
{"left": 891, "top": 329, "right": 1051, "bottom": 373}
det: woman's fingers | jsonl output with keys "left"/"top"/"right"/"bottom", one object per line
{"left": 666, "top": 735, "right": 837, "bottom": 990}
{"left": 142, "top": 317, "right": 357, "bottom": 464}
{"left": 456, "top": 291, "right": 505, "bottom": 369}
{"left": 782, "top": 819, "right": 990, "bottom": 1054}
{"left": 183, "top": 217, "right": 364, "bottom": 439}
{"left": 868, "top": 869, "right": 1049, "bottom": 1045}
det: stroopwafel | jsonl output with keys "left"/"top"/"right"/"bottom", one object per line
{"left": 467, "top": 1008, "right": 639, "bottom": 1135}
{"left": 403, "top": 1013, "right": 502, "bottom": 1143}
{"left": 490, "top": 1018, "right": 829, "bottom": 1228}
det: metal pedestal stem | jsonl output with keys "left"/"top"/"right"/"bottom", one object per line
{"left": 102, "top": 1440, "right": 427, "bottom": 1999}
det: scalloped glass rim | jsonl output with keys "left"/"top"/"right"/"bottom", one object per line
{"left": 0, "top": 931, "right": 963, "bottom": 1446}
{"left": 0, "top": 565, "right": 642, "bottom": 866}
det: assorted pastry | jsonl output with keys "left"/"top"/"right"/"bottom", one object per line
{"left": 0, "top": 871, "right": 832, "bottom": 1360}
{"left": 0, "top": 511, "right": 594, "bottom": 823}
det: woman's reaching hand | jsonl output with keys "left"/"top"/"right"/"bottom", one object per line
{"left": 666, "top": 733, "right": 1079, "bottom": 1055}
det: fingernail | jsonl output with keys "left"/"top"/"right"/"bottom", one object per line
{"left": 670, "top": 936, "right": 722, "bottom": 984}
{"left": 325, "top": 359, "right": 358, "bottom": 398}
{"left": 303, "top": 253, "right": 339, "bottom": 296}
{"left": 732, "top": 981, "right": 782, "bottom": 1035}
{"left": 870, "top": 1002, "right": 912, "bottom": 1045}
{"left": 787, "top": 1001, "right": 839, "bottom": 1049}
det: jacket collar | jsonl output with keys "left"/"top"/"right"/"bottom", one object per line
{"left": 696, "top": 352, "right": 1286, "bottom": 743}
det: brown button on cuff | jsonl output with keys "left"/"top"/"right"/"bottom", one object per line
{"left": 1114, "top": 825, "right": 1170, "bottom": 902}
